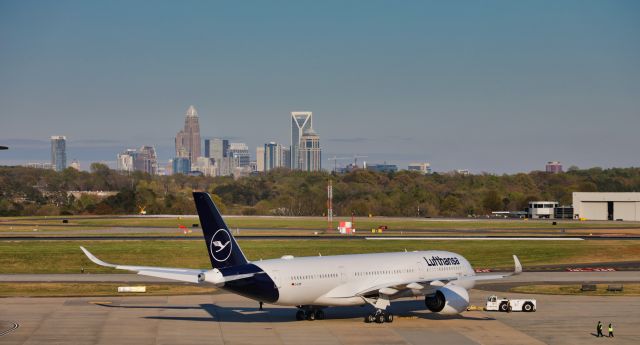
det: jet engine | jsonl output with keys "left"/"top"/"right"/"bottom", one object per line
{"left": 424, "top": 285, "right": 469, "bottom": 315}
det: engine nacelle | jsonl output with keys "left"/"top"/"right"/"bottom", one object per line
{"left": 424, "top": 285, "right": 470, "bottom": 315}
{"left": 198, "top": 269, "right": 225, "bottom": 286}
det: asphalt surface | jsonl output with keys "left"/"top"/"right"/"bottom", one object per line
{"left": 2, "top": 288, "right": 639, "bottom": 344}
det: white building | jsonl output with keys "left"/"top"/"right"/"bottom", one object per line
{"left": 117, "top": 149, "right": 136, "bottom": 172}
{"left": 573, "top": 192, "right": 640, "bottom": 221}
{"left": 407, "top": 162, "right": 432, "bottom": 174}
{"left": 291, "top": 111, "right": 312, "bottom": 169}
{"left": 298, "top": 128, "right": 322, "bottom": 172}
{"left": 192, "top": 157, "right": 217, "bottom": 177}
{"left": 256, "top": 147, "right": 265, "bottom": 172}
{"left": 528, "top": 201, "right": 559, "bottom": 219}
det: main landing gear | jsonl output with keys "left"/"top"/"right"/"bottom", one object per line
{"left": 295, "top": 307, "right": 325, "bottom": 321}
{"left": 364, "top": 310, "right": 394, "bottom": 324}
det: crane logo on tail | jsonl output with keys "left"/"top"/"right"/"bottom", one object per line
{"left": 210, "top": 229, "right": 233, "bottom": 262}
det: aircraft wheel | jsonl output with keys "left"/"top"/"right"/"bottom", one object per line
{"left": 295, "top": 310, "right": 305, "bottom": 321}
{"left": 314, "top": 309, "right": 325, "bottom": 320}
{"left": 364, "top": 314, "right": 375, "bottom": 323}
{"left": 384, "top": 313, "right": 394, "bottom": 323}
{"left": 375, "top": 313, "right": 385, "bottom": 323}
{"left": 306, "top": 311, "right": 316, "bottom": 321}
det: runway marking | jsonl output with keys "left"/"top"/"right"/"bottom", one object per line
{"left": 366, "top": 237, "right": 584, "bottom": 241}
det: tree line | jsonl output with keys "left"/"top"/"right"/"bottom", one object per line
{"left": 1, "top": 163, "right": 639, "bottom": 217}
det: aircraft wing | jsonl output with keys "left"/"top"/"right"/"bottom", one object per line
{"left": 355, "top": 255, "right": 522, "bottom": 297}
{"left": 80, "top": 246, "right": 205, "bottom": 283}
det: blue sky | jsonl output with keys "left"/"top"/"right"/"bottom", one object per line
{"left": 1, "top": 0, "right": 639, "bottom": 172}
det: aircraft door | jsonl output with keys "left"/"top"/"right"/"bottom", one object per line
{"left": 338, "top": 266, "right": 347, "bottom": 283}
{"left": 271, "top": 270, "right": 282, "bottom": 288}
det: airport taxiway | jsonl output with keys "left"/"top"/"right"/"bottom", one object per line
{"left": 1, "top": 289, "right": 638, "bottom": 345}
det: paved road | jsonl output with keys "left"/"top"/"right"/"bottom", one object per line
{"left": 2, "top": 271, "right": 639, "bottom": 283}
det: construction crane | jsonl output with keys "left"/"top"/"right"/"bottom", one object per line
{"left": 327, "top": 156, "right": 349, "bottom": 172}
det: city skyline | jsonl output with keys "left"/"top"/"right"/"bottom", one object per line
{"left": 1, "top": 1, "right": 639, "bottom": 173}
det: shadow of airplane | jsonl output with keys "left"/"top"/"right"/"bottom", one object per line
{"left": 94, "top": 299, "right": 494, "bottom": 323}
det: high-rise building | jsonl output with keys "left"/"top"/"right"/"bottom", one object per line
{"left": 228, "top": 143, "right": 250, "bottom": 167}
{"left": 117, "top": 146, "right": 158, "bottom": 175}
{"left": 264, "top": 142, "right": 286, "bottom": 171}
{"left": 290, "top": 111, "right": 312, "bottom": 169}
{"left": 205, "top": 138, "right": 228, "bottom": 163}
{"left": 192, "top": 157, "right": 217, "bottom": 176}
{"left": 298, "top": 128, "right": 322, "bottom": 171}
{"left": 546, "top": 161, "right": 563, "bottom": 174}
{"left": 172, "top": 157, "right": 191, "bottom": 175}
{"left": 204, "top": 139, "right": 211, "bottom": 158}
{"left": 136, "top": 146, "right": 158, "bottom": 175}
{"left": 50, "top": 136, "right": 67, "bottom": 172}
{"left": 281, "top": 147, "right": 291, "bottom": 169}
{"left": 117, "top": 149, "right": 136, "bottom": 172}
{"left": 175, "top": 105, "right": 201, "bottom": 162}
{"left": 256, "top": 146, "right": 265, "bottom": 172}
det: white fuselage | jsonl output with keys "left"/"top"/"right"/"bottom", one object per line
{"left": 246, "top": 250, "right": 476, "bottom": 306}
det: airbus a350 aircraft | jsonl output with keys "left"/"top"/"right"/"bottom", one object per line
{"left": 81, "top": 192, "right": 522, "bottom": 323}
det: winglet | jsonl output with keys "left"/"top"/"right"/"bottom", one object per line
{"left": 80, "top": 246, "right": 117, "bottom": 268}
{"left": 513, "top": 255, "right": 522, "bottom": 275}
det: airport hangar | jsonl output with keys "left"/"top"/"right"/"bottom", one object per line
{"left": 573, "top": 192, "right": 640, "bottom": 221}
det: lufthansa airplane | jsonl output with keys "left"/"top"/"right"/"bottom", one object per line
{"left": 81, "top": 192, "right": 522, "bottom": 323}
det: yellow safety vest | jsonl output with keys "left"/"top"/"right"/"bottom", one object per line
{"left": 608, "top": 326, "right": 613, "bottom": 332}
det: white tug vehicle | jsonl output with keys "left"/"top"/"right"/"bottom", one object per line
{"left": 485, "top": 295, "right": 536, "bottom": 312}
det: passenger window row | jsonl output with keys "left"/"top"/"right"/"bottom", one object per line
{"left": 291, "top": 273, "right": 338, "bottom": 280}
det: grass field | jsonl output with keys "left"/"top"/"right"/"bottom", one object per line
{"left": 0, "top": 282, "right": 216, "bottom": 297}
{"left": 3, "top": 215, "right": 639, "bottom": 230}
{"left": 1, "top": 239, "right": 639, "bottom": 274}
{"left": 511, "top": 284, "right": 640, "bottom": 296}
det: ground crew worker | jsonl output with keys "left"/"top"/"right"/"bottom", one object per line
{"left": 597, "top": 321, "right": 603, "bottom": 337}
{"left": 608, "top": 323, "right": 613, "bottom": 337}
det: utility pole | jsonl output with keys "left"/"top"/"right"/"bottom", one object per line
{"left": 327, "top": 179, "right": 333, "bottom": 232}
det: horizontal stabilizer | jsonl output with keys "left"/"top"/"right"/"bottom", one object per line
{"left": 137, "top": 270, "right": 200, "bottom": 283}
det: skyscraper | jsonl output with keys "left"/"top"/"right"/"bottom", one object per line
{"left": 172, "top": 157, "right": 191, "bottom": 175}
{"left": 136, "top": 146, "right": 158, "bottom": 175}
{"left": 175, "top": 105, "right": 201, "bottom": 162}
{"left": 117, "top": 146, "right": 158, "bottom": 175}
{"left": 298, "top": 128, "right": 322, "bottom": 171}
{"left": 290, "top": 111, "right": 312, "bottom": 169}
{"left": 227, "top": 143, "right": 250, "bottom": 167}
{"left": 281, "top": 147, "right": 291, "bottom": 169}
{"left": 205, "top": 138, "right": 228, "bottom": 163}
{"left": 256, "top": 146, "right": 265, "bottom": 172}
{"left": 50, "top": 136, "right": 67, "bottom": 172}
{"left": 264, "top": 142, "right": 285, "bottom": 171}
{"left": 117, "top": 149, "right": 136, "bottom": 172}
